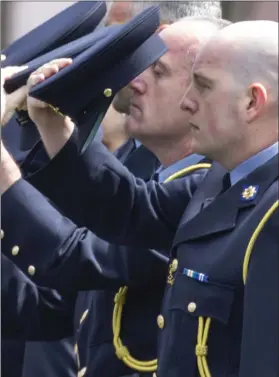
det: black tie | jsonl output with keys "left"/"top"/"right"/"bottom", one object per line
{"left": 219, "top": 172, "right": 231, "bottom": 195}
{"left": 201, "top": 172, "right": 231, "bottom": 210}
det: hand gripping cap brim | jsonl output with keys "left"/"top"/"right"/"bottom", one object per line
{"left": 29, "top": 6, "right": 168, "bottom": 151}
{"left": 1, "top": 1, "right": 106, "bottom": 67}
{"left": 4, "top": 24, "right": 119, "bottom": 152}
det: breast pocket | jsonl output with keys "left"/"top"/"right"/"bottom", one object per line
{"left": 171, "top": 273, "right": 235, "bottom": 323}
{"left": 158, "top": 273, "right": 235, "bottom": 377}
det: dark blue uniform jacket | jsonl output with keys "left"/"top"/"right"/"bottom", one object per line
{"left": 2, "top": 133, "right": 277, "bottom": 377}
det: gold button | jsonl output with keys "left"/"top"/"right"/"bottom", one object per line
{"left": 157, "top": 314, "right": 165, "bottom": 329}
{"left": 80, "top": 309, "right": 89, "bottom": 324}
{"left": 171, "top": 259, "right": 178, "bottom": 272}
{"left": 11, "top": 246, "right": 20, "bottom": 256}
{"left": 74, "top": 343, "right": 78, "bottom": 355}
{"left": 1, "top": 229, "right": 4, "bottom": 239}
{"left": 28, "top": 265, "right": 36, "bottom": 276}
{"left": 78, "top": 367, "right": 87, "bottom": 377}
{"left": 103, "top": 88, "right": 112, "bottom": 97}
{"left": 187, "top": 302, "right": 197, "bottom": 313}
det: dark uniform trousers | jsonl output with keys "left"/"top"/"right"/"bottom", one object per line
{"left": 3, "top": 134, "right": 277, "bottom": 376}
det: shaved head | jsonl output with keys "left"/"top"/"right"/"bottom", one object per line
{"left": 198, "top": 20, "right": 278, "bottom": 102}
{"left": 157, "top": 18, "right": 229, "bottom": 75}
{"left": 181, "top": 20, "right": 278, "bottom": 169}
{"left": 113, "top": 16, "right": 229, "bottom": 115}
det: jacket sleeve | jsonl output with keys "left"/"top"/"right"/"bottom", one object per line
{"left": 239, "top": 209, "right": 279, "bottom": 377}
{"left": 21, "top": 131, "right": 207, "bottom": 250}
{"left": 1, "top": 179, "right": 168, "bottom": 294}
{"left": 1, "top": 253, "right": 75, "bottom": 340}
{"left": 2, "top": 132, "right": 206, "bottom": 293}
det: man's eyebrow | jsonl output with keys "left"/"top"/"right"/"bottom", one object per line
{"left": 154, "top": 59, "right": 171, "bottom": 73}
{"left": 193, "top": 72, "right": 213, "bottom": 84}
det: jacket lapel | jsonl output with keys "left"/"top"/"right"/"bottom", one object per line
{"left": 114, "top": 138, "right": 137, "bottom": 162}
{"left": 175, "top": 162, "right": 227, "bottom": 231}
{"left": 174, "top": 154, "right": 279, "bottom": 245}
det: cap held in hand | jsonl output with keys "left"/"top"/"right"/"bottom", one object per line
{"left": 29, "top": 6, "right": 168, "bottom": 152}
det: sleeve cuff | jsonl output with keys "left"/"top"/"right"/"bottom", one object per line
{"left": 1, "top": 178, "right": 77, "bottom": 277}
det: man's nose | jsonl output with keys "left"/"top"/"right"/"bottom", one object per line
{"left": 180, "top": 87, "right": 198, "bottom": 115}
{"left": 129, "top": 74, "right": 147, "bottom": 94}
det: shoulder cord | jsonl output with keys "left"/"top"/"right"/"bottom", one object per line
{"left": 243, "top": 200, "right": 279, "bottom": 284}
{"left": 196, "top": 200, "right": 279, "bottom": 377}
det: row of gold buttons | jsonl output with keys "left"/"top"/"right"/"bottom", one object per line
{"left": 1, "top": 230, "right": 36, "bottom": 277}
{"left": 158, "top": 256, "right": 197, "bottom": 331}
{"left": 156, "top": 301, "right": 197, "bottom": 331}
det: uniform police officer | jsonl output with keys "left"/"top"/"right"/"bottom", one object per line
{"left": 76, "top": 4, "right": 224, "bottom": 376}
{"left": 1, "top": 20, "right": 278, "bottom": 377}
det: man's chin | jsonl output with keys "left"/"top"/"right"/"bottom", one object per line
{"left": 190, "top": 138, "right": 203, "bottom": 153}
{"left": 125, "top": 117, "right": 142, "bottom": 136}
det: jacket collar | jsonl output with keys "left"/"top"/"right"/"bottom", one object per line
{"left": 173, "top": 154, "right": 279, "bottom": 244}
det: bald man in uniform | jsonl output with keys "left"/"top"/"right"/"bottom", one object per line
{"left": 1, "top": 20, "right": 278, "bottom": 377}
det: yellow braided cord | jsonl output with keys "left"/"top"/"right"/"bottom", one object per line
{"left": 164, "top": 163, "right": 212, "bottom": 183}
{"left": 195, "top": 201, "right": 279, "bottom": 376}
{"left": 243, "top": 200, "right": 279, "bottom": 284}
{"left": 113, "top": 286, "right": 157, "bottom": 371}
{"left": 112, "top": 163, "right": 212, "bottom": 372}
{"left": 194, "top": 199, "right": 279, "bottom": 377}
{"left": 196, "top": 317, "right": 212, "bottom": 377}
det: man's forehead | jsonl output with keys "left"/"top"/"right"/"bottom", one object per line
{"left": 194, "top": 42, "right": 228, "bottom": 71}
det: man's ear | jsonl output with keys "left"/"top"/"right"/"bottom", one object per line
{"left": 246, "top": 83, "right": 267, "bottom": 123}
